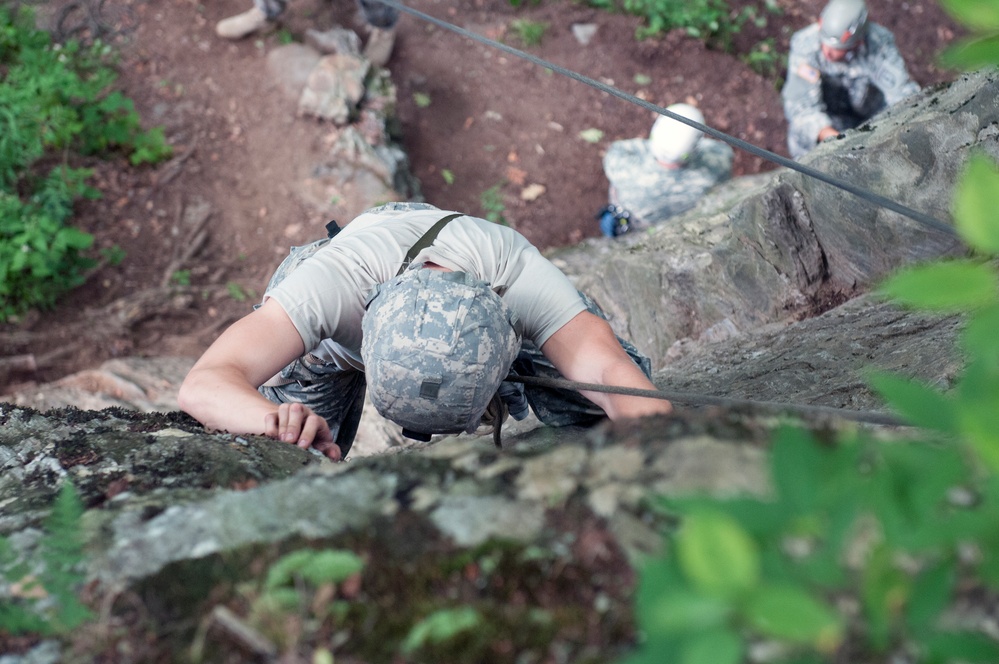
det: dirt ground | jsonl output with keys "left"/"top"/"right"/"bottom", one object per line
{"left": 0, "top": 0, "right": 964, "bottom": 391}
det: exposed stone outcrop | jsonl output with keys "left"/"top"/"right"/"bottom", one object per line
{"left": 552, "top": 69, "right": 999, "bottom": 369}
{"left": 264, "top": 37, "right": 421, "bottom": 222}
{"left": 0, "top": 403, "right": 773, "bottom": 662}
{"left": 2, "top": 64, "right": 997, "bottom": 664}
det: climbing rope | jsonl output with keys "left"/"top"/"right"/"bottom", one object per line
{"left": 374, "top": 0, "right": 958, "bottom": 239}
{"left": 505, "top": 374, "right": 908, "bottom": 427}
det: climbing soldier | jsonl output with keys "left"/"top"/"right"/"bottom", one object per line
{"left": 179, "top": 203, "right": 672, "bottom": 461}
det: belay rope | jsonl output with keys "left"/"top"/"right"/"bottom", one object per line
{"left": 505, "top": 374, "right": 908, "bottom": 427}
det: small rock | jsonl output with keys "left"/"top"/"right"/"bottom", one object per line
{"left": 298, "top": 53, "right": 370, "bottom": 124}
{"left": 265, "top": 43, "right": 322, "bottom": 102}
{"left": 571, "top": 23, "right": 598, "bottom": 46}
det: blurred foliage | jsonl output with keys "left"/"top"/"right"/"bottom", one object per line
{"left": 0, "top": 4, "right": 171, "bottom": 322}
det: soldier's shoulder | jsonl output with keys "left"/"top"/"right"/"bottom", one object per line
{"left": 698, "top": 138, "right": 734, "bottom": 161}
{"left": 866, "top": 22, "right": 900, "bottom": 48}
{"left": 789, "top": 23, "right": 821, "bottom": 52}
{"left": 604, "top": 138, "right": 651, "bottom": 164}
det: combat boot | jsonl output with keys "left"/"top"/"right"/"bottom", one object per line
{"left": 215, "top": 6, "right": 272, "bottom": 40}
{"left": 363, "top": 26, "right": 396, "bottom": 67}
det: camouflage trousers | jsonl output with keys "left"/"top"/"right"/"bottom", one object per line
{"left": 253, "top": 0, "right": 398, "bottom": 28}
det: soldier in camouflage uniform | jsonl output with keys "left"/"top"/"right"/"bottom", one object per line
{"left": 179, "top": 203, "right": 672, "bottom": 461}
{"left": 215, "top": 0, "right": 397, "bottom": 66}
{"left": 781, "top": 0, "right": 920, "bottom": 160}
{"left": 601, "top": 103, "right": 733, "bottom": 235}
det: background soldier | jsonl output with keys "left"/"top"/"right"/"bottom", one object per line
{"left": 781, "top": 0, "right": 920, "bottom": 159}
{"left": 600, "top": 103, "right": 733, "bottom": 237}
{"left": 216, "top": 0, "right": 398, "bottom": 66}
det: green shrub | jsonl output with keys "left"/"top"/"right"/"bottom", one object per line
{"left": 622, "top": 0, "right": 733, "bottom": 44}
{"left": 0, "top": 4, "right": 171, "bottom": 322}
{"left": 587, "top": 0, "right": 781, "bottom": 54}
{"left": 510, "top": 19, "right": 548, "bottom": 47}
{"left": 624, "top": 2, "right": 999, "bottom": 661}
{"left": 480, "top": 182, "right": 508, "bottom": 225}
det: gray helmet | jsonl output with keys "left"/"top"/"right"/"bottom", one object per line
{"left": 361, "top": 267, "right": 521, "bottom": 437}
{"left": 820, "top": 0, "right": 868, "bottom": 50}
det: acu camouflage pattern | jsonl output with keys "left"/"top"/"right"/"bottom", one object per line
{"left": 361, "top": 268, "right": 522, "bottom": 435}
{"left": 258, "top": 202, "right": 658, "bottom": 456}
{"left": 253, "top": 0, "right": 398, "bottom": 26}
{"left": 259, "top": 357, "right": 366, "bottom": 460}
{"left": 602, "top": 138, "right": 733, "bottom": 227}
{"left": 782, "top": 22, "right": 919, "bottom": 159}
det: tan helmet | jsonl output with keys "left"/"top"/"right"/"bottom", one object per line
{"left": 820, "top": 0, "right": 868, "bottom": 50}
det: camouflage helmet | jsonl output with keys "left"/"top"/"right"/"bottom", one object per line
{"left": 649, "top": 103, "right": 705, "bottom": 164}
{"left": 820, "top": 0, "right": 868, "bottom": 50}
{"left": 361, "top": 267, "right": 522, "bottom": 437}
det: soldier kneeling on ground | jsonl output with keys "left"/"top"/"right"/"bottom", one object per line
{"left": 599, "top": 103, "right": 733, "bottom": 238}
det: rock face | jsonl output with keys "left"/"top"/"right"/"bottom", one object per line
{"left": 264, "top": 40, "right": 421, "bottom": 222}
{"left": 0, "top": 404, "right": 770, "bottom": 662}
{"left": 552, "top": 69, "right": 998, "bottom": 369}
{"left": 1, "top": 68, "right": 996, "bottom": 664}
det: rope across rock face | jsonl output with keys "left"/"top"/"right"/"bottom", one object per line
{"left": 505, "top": 374, "right": 908, "bottom": 427}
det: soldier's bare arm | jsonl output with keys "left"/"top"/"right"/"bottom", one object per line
{"left": 178, "top": 299, "right": 338, "bottom": 458}
{"left": 540, "top": 311, "right": 673, "bottom": 420}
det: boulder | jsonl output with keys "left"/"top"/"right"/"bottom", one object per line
{"left": 551, "top": 69, "right": 999, "bottom": 368}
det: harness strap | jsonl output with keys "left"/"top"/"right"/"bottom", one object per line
{"left": 397, "top": 213, "right": 463, "bottom": 276}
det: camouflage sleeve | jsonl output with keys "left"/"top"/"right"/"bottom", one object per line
{"left": 602, "top": 138, "right": 647, "bottom": 185}
{"left": 781, "top": 26, "right": 833, "bottom": 147}
{"left": 866, "top": 24, "right": 921, "bottom": 106}
{"left": 697, "top": 139, "right": 734, "bottom": 182}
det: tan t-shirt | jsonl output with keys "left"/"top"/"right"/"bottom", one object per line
{"left": 264, "top": 207, "right": 586, "bottom": 371}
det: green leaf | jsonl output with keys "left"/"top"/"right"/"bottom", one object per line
{"left": 920, "top": 630, "right": 999, "bottom": 663}
{"left": 676, "top": 510, "right": 760, "bottom": 598}
{"left": 441, "top": 169, "right": 455, "bottom": 185}
{"left": 957, "top": 408, "right": 999, "bottom": 473}
{"left": 57, "top": 227, "right": 94, "bottom": 250}
{"left": 264, "top": 549, "right": 364, "bottom": 589}
{"left": 939, "top": 34, "right": 999, "bottom": 70}
{"left": 744, "top": 584, "right": 844, "bottom": 648}
{"left": 771, "top": 427, "right": 824, "bottom": 515}
{"left": 962, "top": 303, "right": 999, "bottom": 364}
{"left": 255, "top": 587, "right": 304, "bottom": 613}
{"left": 878, "top": 260, "right": 998, "bottom": 312}
{"left": 578, "top": 128, "right": 605, "bottom": 143}
{"left": 953, "top": 153, "right": 999, "bottom": 253}
{"left": 413, "top": 92, "right": 431, "bottom": 108}
{"left": 938, "top": 0, "right": 999, "bottom": 30}
{"left": 642, "top": 588, "right": 732, "bottom": 633}
{"left": 954, "top": 359, "right": 999, "bottom": 472}
{"left": 680, "top": 628, "right": 743, "bottom": 664}
{"left": 400, "top": 607, "right": 481, "bottom": 654}
{"left": 860, "top": 546, "right": 908, "bottom": 650}
{"left": 905, "top": 562, "right": 955, "bottom": 633}
{"left": 867, "top": 371, "right": 958, "bottom": 432}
